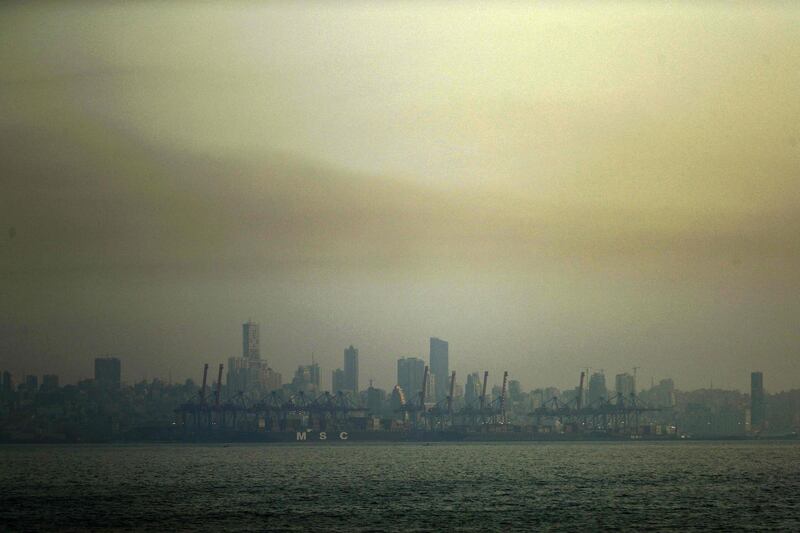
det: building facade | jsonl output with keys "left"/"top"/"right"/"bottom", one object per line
{"left": 41, "top": 374, "right": 59, "bottom": 392}
{"left": 751, "top": 371, "right": 765, "bottom": 430}
{"left": 465, "top": 372, "right": 482, "bottom": 406}
{"left": 397, "top": 357, "right": 425, "bottom": 404}
{"left": 332, "top": 368, "right": 345, "bottom": 393}
{"left": 588, "top": 372, "right": 608, "bottom": 406}
{"left": 615, "top": 373, "right": 636, "bottom": 403}
{"left": 366, "top": 386, "right": 387, "bottom": 415}
{"left": 227, "top": 357, "right": 281, "bottom": 397}
{"left": 429, "top": 337, "right": 449, "bottom": 402}
{"left": 242, "top": 321, "right": 260, "bottom": 360}
{"left": 344, "top": 345, "right": 359, "bottom": 394}
{"left": 291, "top": 363, "right": 320, "bottom": 394}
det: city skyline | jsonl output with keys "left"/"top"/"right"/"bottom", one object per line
{"left": 4, "top": 347, "right": 795, "bottom": 444}
{"left": 0, "top": 322, "right": 785, "bottom": 398}
{"left": 3, "top": 3, "right": 800, "bottom": 399}
{"left": 1, "top": 3, "right": 798, "bottom": 530}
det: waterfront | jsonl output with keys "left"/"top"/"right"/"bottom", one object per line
{"left": 1, "top": 442, "right": 799, "bottom": 531}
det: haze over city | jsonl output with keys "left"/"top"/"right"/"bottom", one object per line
{"left": 2, "top": 2, "right": 800, "bottom": 392}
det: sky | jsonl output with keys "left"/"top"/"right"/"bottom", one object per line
{"left": 1, "top": 2, "right": 799, "bottom": 393}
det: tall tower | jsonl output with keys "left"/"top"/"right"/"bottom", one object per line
{"left": 332, "top": 368, "right": 345, "bottom": 392}
{"left": 587, "top": 372, "right": 608, "bottom": 406}
{"left": 242, "top": 321, "right": 260, "bottom": 360}
{"left": 465, "top": 372, "right": 481, "bottom": 406}
{"left": 429, "top": 337, "right": 449, "bottom": 402}
{"left": 397, "top": 357, "right": 425, "bottom": 401}
{"left": 344, "top": 345, "right": 359, "bottom": 394}
{"left": 614, "top": 373, "right": 635, "bottom": 403}
{"left": 751, "top": 371, "right": 765, "bottom": 431}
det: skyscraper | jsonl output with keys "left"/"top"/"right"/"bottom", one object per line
{"left": 1, "top": 371, "right": 12, "bottom": 393}
{"left": 366, "top": 386, "right": 387, "bottom": 415}
{"left": 94, "top": 357, "right": 121, "bottom": 389}
{"left": 332, "top": 368, "right": 345, "bottom": 392}
{"left": 652, "top": 378, "right": 676, "bottom": 408}
{"left": 24, "top": 375, "right": 38, "bottom": 392}
{"left": 615, "top": 373, "right": 635, "bottom": 403}
{"left": 508, "top": 379, "right": 522, "bottom": 402}
{"left": 397, "top": 357, "right": 425, "bottom": 403}
{"left": 465, "top": 372, "right": 482, "bottom": 406}
{"left": 429, "top": 337, "right": 449, "bottom": 402}
{"left": 227, "top": 356, "right": 281, "bottom": 396}
{"left": 242, "top": 321, "right": 260, "bottom": 360}
{"left": 425, "top": 373, "right": 436, "bottom": 404}
{"left": 588, "top": 372, "right": 608, "bottom": 406}
{"left": 307, "top": 362, "right": 321, "bottom": 390}
{"left": 344, "top": 345, "right": 359, "bottom": 394}
{"left": 41, "top": 374, "right": 59, "bottom": 392}
{"left": 291, "top": 363, "right": 320, "bottom": 394}
{"left": 751, "top": 371, "right": 765, "bottom": 430}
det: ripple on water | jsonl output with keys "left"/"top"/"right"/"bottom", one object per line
{"left": 0, "top": 442, "right": 798, "bottom": 531}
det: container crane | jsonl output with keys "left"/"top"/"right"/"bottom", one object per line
{"left": 479, "top": 371, "right": 488, "bottom": 412}
{"left": 214, "top": 364, "right": 224, "bottom": 425}
{"left": 447, "top": 370, "right": 456, "bottom": 416}
{"left": 500, "top": 371, "right": 508, "bottom": 424}
{"left": 199, "top": 363, "right": 209, "bottom": 405}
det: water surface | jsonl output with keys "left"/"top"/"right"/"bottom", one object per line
{"left": 1, "top": 441, "right": 798, "bottom": 531}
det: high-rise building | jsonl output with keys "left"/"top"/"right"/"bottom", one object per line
{"left": 366, "top": 386, "right": 387, "bottom": 415}
{"left": 397, "top": 357, "right": 425, "bottom": 403}
{"left": 425, "top": 373, "right": 436, "bottom": 405}
{"left": 1, "top": 371, "right": 12, "bottom": 393}
{"left": 242, "top": 321, "right": 260, "bottom": 360}
{"left": 332, "top": 368, "right": 346, "bottom": 392}
{"left": 542, "top": 387, "right": 560, "bottom": 405}
{"left": 24, "top": 375, "right": 38, "bottom": 392}
{"left": 230, "top": 323, "right": 278, "bottom": 396}
{"left": 453, "top": 381, "right": 464, "bottom": 401}
{"left": 465, "top": 372, "right": 482, "bottom": 406}
{"left": 651, "top": 378, "right": 676, "bottom": 408}
{"left": 41, "top": 374, "right": 59, "bottom": 392}
{"left": 615, "top": 373, "right": 635, "bottom": 403}
{"left": 588, "top": 372, "right": 608, "bottom": 406}
{"left": 227, "top": 357, "right": 281, "bottom": 396}
{"left": 291, "top": 363, "right": 320, "bottom": 394}
{"left": 344, "top": 345, "right": 359, "bottom": 394}
{"left": 95, "top": 357, "right": 121, "bottom": 389}
{"left": 429, "top": 337, "right": 449, "bottom": 402}
{"left": 227, "top": 357, "right": 250, "bottom": 394}
{"left": 508, "top": 380, "right": 522, "bottom": 402}
{"left": 491, "top": 384, "right": 502, "bottom": 403}
{"left": 307, "top": 362, "right": 320, "bottom": 390}
{"left": 751, "top": 371, "right": 765, "bottom": 430}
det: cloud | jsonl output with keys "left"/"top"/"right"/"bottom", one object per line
{"left": 2, "top": 2, "right": 800, "bottom": 390}
{"left": 3, "top": 114, "right": 799, "bottom": 291}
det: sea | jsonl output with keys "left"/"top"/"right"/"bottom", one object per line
{"left": 1, "top": 441, "right": 798, "bottom": 531}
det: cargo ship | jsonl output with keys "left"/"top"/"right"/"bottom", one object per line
{"left": 152, "top": 427, "right": 682, "bottom": 443}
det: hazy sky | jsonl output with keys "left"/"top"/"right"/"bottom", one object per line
{"left": 2, "top": 2, "right": 799, "bottom": 392}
